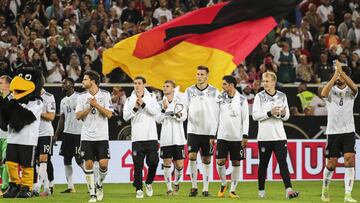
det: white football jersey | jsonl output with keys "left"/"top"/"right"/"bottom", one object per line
{"left": 252, "top": 90, "right": 290, "bottom": 141}
{"left": 8, "top": 100, "right": 43, "bottom": 146}
{"left": 39, "top": 91, "right": 56, "bottom": 137}
{"left": 217, "top": 90, "right": 249, "bottom": 141}
{"left": 156, "top": 92, "right": 187, "bottom": 146}
{"left": 325, "top": 85, "right": 357, "bottom": 135}
{"left": 184, "top": 85, "right": 220, "bottom": 136}
{"left": 75, "top": 89, "right": 113, "bottom": 141}
{"left": 60, "top": 92, "right": 83, "bottom": 135}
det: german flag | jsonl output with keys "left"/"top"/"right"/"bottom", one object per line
{"left": 103, "top": 0, "right": 300, "bottom": 90}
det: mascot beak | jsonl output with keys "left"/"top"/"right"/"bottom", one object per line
{"left": 9, "top": 76, "right": 35, "bottom": 100}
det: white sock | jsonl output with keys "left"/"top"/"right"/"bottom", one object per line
{"left": 174, "top": 167, "right": 183, "bottom": 185}
{"left": 344, "top": 167, "right": 355, "bottom": 195}
{"left": 216, "top": 164, "right": 227, "bottom": 186}
{"left": 36, "top": 162, "right": 47, "bottom": 192}
{"left": 190, "top": 160, "right": 197, "bottom": 189}
{"left": 230, "top": 166, "right": 240, "bottom": 192}
{"left": 65, "top": 165, "right": 74, "bottom": 189}
{"left": 85, "top": 169, "right": 95, "bottom": 196}
{"left": 323, "top": 167, "right": 334, "bottom": 188}
{"left": 163, "top": 166, "right": 172, "bottom": 191}
{"left": 93, "top": 162, "right": 99, "bottom": 184}
{"left": 202, "top": 163, "right": 210, "bottom": 192}
{"left": 44, "top": 177, "right": 50, "bottom": 192}
{"left": 98, "top": 167, "right": 108, "bottom": 187}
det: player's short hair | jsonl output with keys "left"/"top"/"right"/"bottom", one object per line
{"left": 197, "top": 65, "right": 209, "bottom": 73}
{"left": 0, "top": 75, "right": 12, "bottom": 84}
{"left": 84, "top": 70, "right": 100, "bottom": 86}
{"left": 222, "top": 75, "right": 237, "bottom": 87}
{"left": 164, "top": 80, "right": 176, "bottom": 87}
{"left": 262, "top": 71, "right": 277, "bottom": 82}
{"left": 64, "top": 77, "right": 75, "bottom": 86}
{"left": 134, "top": 76, "right": 146, "bottom": 84}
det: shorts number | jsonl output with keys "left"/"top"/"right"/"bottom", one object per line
{"left": 44, "top": 145, "right": 51, "bottom": 153}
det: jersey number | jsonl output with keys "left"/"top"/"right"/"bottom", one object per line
{"left": 339, "top": 98, "right": 343, "bottom": 106}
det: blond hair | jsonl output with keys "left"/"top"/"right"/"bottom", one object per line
{"left": 262, "top": 71, "right": 277, "bottom": 82}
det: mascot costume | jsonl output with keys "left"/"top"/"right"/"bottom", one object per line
{"left": 0, "top": 67, "right": 43, "bottom": 198}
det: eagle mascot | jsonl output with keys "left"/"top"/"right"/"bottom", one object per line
{"left": 0, "top": 67, "right": 43, "bottom": 198}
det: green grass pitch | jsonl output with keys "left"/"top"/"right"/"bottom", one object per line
{"left": 2, "top": 181, "right": 358, "bottom": 203}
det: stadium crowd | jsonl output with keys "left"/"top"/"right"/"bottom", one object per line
{"left": 0, "top": 0, "right": 359, "bottom": 116}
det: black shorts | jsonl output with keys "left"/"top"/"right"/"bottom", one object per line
{"left": 80, "top": 140, "right": 110, "bottom": 161}
{"left": 60, "top": 133, "right": 81, "bottom": 158}
{"left": 160, "top": 145, "right": 186, "bottom": 161}
{"left": 325, "top": 132, "right": 356, "bottom": 158}
{"left": 216, "top": 139, "right": 245, "bottom": 161}
{"left": 36, "top": 136, "right": 53, "bottom": 156}
{"left": 187, "top": 134, "right": 214, "bottom": 156}
{"left": 6, "top": 144, "right": 36, "bottom": 167}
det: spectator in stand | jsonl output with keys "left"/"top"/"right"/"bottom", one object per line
{"left": 247, "top": 65, "right": 260, "bottom": 83}
{"left": 296, "top": 54, "right": 315, "bottom": 83}
{"left": 233, "top": 64, "right": 249, "bottom": 85}
{"left": 294, "top": 82, "right": 316, "bottom": 114}
{"left": 46, "top": 51, "right": 65, "bottom": 83}
{"left": 347, "top": 17, "right": 360, "bottom": 47}
{"left": 306, "top": 3, "right": 322, "bottom": 35}
{"left": 251, "top": 80, "right": 262, "bottom": 95}
{"left": 11, "top": 49, "right": 28, "bottom": 75}
{"left": 28, "top": 39, "right": 46, "bottom": 62}
{"left": 300, "top": 18, "right": 313, "bottom": 50}
{"left": 325, "top": 25, "right": 340, "bottom": 48}
{"left": 241, "top": 84, "right": 255, "bottom": 115}
{"left": 120, "top": 0, "right": 143, "bottom": 24}
{"left": 314, "top": 52, "right": 334, "bottom": 82}
{"left": 316, "top": 0, "right": 334, "bottom": 24}
{"left": 66, "top": 53, "right": 82, "bottom": 82}
{"left": 322, "top": 12, "right": 337, "bottom": 33}
{"left": 0, "top": 48, "right": 12, "bottom": 77}
{"left": 273, "top": 41, "right": 297, "bottom": 83}
{"left": 259, "top": 56, "right": 278, "bottom": 73}
{"left": 111, "top": 86, "right": 127, "bottom": 117}
{"left": 82, "top": 54, "right": 94, "bottom": 73}
{"left": 310, "top": 86, "right": 327, "bottom": 116}
{"left": 45, "top": 36, "right": 62, "bottom": 61}
{"left": 289, "top": 25, "right": 302, "bottom": 50}
{"left": 46, "top": 0, "right": 64, "bottom": 21}
{"left": 85, "top": 37, "right": 98, "bottom": 63}
{"left": 153, "top": 0, "right": 173, "bottom": 24}
{"left": 270, "top": 37, "right": 282, "bottom": 57}
{"left": 350, "top": 52, "right": 360, "bottom": 83}
{"left": 30, "top": 51, "right": 47, "bottom": 78}
{"left": 338, "top": 13, "right": 353, "bottom": 40}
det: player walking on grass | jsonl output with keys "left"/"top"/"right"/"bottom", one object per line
{"left": 76, "top": 70, "right": 113, "bottom": 202}
{"left": 184, "top": 66, "right": 220, "bottom": 197}
{"left": 252, "top": 71, "right": 299, "bottom": 199}
{"left": 54, "top": 78, "right": 86, "bottom": 193}
{"left": 123, "top": 76, "right": 160, "bottom": 199}
{"left": 321, "top": 61, "right": 358, "bottom": 202}
{"left": 216, "top": 75, "right": 249, "bottom": 198}
{"left": 33, "top": 87, "right": 56, "bottom": 196}
{"left": 156, "top": 80, "right": 187, "bottom": 196}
